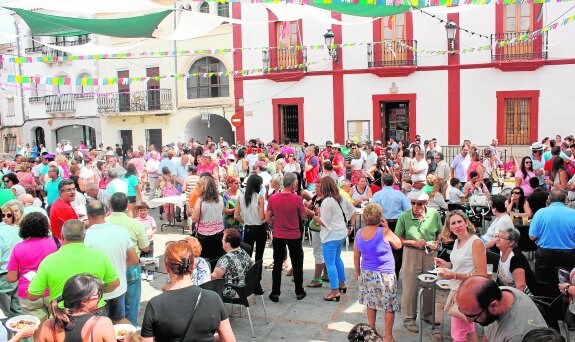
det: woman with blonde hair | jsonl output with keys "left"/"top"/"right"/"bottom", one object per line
{"left": 435, "top": 210, "right": 487, "bottom": 342}
{"left": 348, "top": 146, "right": 365, "bottom": 185}
{"left": 55, "top": 154, "right": 70, "bottom": 179}
{"left": 141, "top": 241, "right": 235, "bottom": 342}
{"left": 192, "top": 176, "right": 225, "bottom": 261}
{"left": 354, "top": 203, "right": 401, "bottom": 341}
{"left": 427, "top": 178, "right": 448, "bottom": 211}
{"left": 16, "top": 162, "right": 35, "bottom": 190}
{"left": 4, "top": 200, "right": 24, "bottom": 226}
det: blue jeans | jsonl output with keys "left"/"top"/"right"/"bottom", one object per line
{"left": 322, "top": 239, "right": 346, "bottom": 290}
{"left": 125, "top": 265, "right": 141, "bottom": 326}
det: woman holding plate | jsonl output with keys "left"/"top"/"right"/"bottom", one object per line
{"left": 435, "top": 210, "right": 487, "bottom": 342}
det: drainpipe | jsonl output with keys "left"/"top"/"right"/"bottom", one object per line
{"left": 173, "top": 3, "right": 178, "bottom": 114}
{"left": 14, "top": 18, "right": 27, "bottom": 135}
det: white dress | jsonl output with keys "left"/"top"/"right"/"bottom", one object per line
{"left": 449, "top": 235, "right": 480, "bottom": 290}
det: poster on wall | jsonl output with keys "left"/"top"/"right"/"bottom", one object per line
{"left": 347, "top": 120, "right": 371, "bottom": 143}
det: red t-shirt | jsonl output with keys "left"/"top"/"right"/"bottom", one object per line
{"left": 49, "top": 198, "right": 78, "bottom": 240}
{"left": 266, "top": 192, "right": 306, "bottom": 240}
{"left": 333, "top": 152, "right": 345, "bottom": 177}
{"left": 304, "top": 155, "right": 320, "bottom": 184}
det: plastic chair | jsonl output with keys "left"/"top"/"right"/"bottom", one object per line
{"left": 223, "top": 260, "right": 267, "bottom": 338}
{"left": 199, "top": 278, "right": 226, "bottom": 301}
{"left": 531, "top": 294, "right": 571, "bottom": 340}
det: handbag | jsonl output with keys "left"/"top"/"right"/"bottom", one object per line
{"left": 469, "top": 194, "right": 489, "bottom": 207}
{"left": 489, "top": 168, "right": 500, "bottom": 183}
{"left": 444, "top": 289, "right": 467, "bottom": 321}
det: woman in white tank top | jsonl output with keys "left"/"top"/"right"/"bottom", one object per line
{"left": 435, "top": 210, "right": 487, "bottom": 342}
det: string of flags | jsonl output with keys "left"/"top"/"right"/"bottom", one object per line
{"left": 4, "top": 61, "right": 314, "bottom": 86}
{"left": 5, "top": 11, "right": 575, "bottom": 65}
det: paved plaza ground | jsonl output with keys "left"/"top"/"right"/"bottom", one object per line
{"left": 138, "top": 208, "right": 459, "bottom": 342}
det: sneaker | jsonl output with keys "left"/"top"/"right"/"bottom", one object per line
{"left": 147, "top": 273, "right": 154, "bottom": 281}
{"left": 141, "top": 271, "right": 148, "bottom": 280}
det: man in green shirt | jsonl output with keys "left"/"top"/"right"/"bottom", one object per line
{"left": 28, "top": 220, "right": 119, "bottom": 307}
{"left": 395, "top": 191, "right": 442, "bottom": 333}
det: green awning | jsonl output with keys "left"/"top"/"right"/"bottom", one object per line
{"left": 6, "top": 7, "right": 172, "bottom": 38}
{"left": 310, "top": 3, "right": 412, "bottom": 17}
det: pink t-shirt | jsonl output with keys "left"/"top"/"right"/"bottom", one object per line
{"left": 7, "top": 237, "right": 58, "bottom": 298}
{"left": 514, "top": 169, "right": 536, "bottom": 197}
{"left": 136, "top": 215, "right": 157, "bottom": 233}
{"left": 266, "top": 192, "right": 306, "bottom": 240}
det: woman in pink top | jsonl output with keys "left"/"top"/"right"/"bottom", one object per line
{"left": 7, "top": 212, "right": 58, "bottom": 340}
{"left": 515, "top": 156, "right": 536, "bottom": 197}
{"left": 466, "top": 152, "right": 485, "bottom": 184}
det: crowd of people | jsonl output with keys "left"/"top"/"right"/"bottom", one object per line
{"left": 0, "top": 133, "right": 574, "bottom": 341}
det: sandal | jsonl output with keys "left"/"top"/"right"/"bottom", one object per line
{"left": 307, "top": 279, "right": 323, "bottom": 288}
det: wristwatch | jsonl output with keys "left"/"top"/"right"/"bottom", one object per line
{"left": 564, "top": 285, "right": 571, "bottom": 295}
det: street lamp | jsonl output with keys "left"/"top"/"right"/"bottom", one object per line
{"left": 324, "top": 29, "right": 338, "bottom": 64}
{"left": 445, "top": 20, "right": 458, "bottom": 57}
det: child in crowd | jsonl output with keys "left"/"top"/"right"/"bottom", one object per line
{"left": 449, "top": 178, "right": 464, "bottom": 204}
{"left": 136, "top": 202, "right": 157, "bottom": 281}
{"left": 161, "top": 179, "right": 180, "bottom": 223}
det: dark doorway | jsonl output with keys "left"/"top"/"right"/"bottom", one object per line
{"left": 35, "top": 127, "right": 45, "bottom": 148}
{"left": 146, "top": 67, "right": 160, "bottom": 111}
{"left": 146, "top": 129, "right": 162, "bottom": 150}
{"left": 380, "top": 101, "right": 410, "bottom": 143}
{"left": 120, "top": 130, "right": 133, "bottom": 155}
{"left": 118, "top": 70, "right": 130, "bottom": 112}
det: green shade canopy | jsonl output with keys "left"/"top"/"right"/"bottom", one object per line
{"left": 310, "top": 3, "right": 412, "bottom": 17}
{"left": 6, "top": 7, "right": 172, "bottom": 38}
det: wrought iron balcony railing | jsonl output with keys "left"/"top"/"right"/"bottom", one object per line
{"left": 41, "top": 38, "right": 91, "bottom": 58}
{"left": 490, "top": 31, "right": 548, "bottom": 62}
{"left": 368, "top": 40, "right": 417, "bottom": 68}
{"left": 262, "top": 46, "right": 307, "bottom": 72}
{"left": 97, "top": 89, "right": 173, "bottom": 114}
{"left": 45, "top": 94, "right": 75, "bottom": 113}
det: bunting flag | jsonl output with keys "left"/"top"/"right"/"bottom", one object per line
{"left": 4, "top": 61, "right": 317, "bottom": 86}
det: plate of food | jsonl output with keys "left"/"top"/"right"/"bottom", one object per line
{"left": 5, "top": 315, "right": 40, "bottom": 332}
{"left": 436, "top": 280, "right": 451, "bottom": 290}
{"left": 418, "top": 274, "right": 437, "bottom": 283}
{"left": 114, "top": 324, "right": 137, "bottom": 340}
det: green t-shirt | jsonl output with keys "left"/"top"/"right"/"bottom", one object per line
{"left": 122, "top": 174, "right": 139, "bottom": 197}
{"left": 395, "top": 208, "right": 442, "bottom": 242}
{"left": 422, "top": 184, "right": 433, "bottom": 195}
{"left": 0, "top": 189, "right": 15, "bottom": 207}
{"left": 28, "top": 243, "right": 118, "bottom": 306}
{"left": 341, "top": 147, "right": 350, "bottom": 158}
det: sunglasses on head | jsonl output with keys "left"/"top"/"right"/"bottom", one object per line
{"left": 2, "top": 213, "right": 12, "bottom": 218}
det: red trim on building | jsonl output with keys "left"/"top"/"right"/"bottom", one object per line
{"left": 447, "top": 12, "right": 460, "bottom": 145}
{"left": 272, "top": 98, "right": 305, "bottom": 143}
{"left": 496, "top": 90, "right": 539, "bottom": 144}
{"left": 332, "top": 12, "right": 344, "bottom": 143}
{"left": 372, "top": 94, "right": 416, "bottom": 143}
{"left": 232, "top": 3, "right": 244, "bottom": 143}
{"left": 267, "top": 10, "right": 278, "bottom": 67}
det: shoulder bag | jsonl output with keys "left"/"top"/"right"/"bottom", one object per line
{"left": 180, "top": 288, "right": 203, "bottom": 342}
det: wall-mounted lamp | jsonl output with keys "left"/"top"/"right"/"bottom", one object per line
{"left": 323, "top": 29, "right": 338, "bottom": 64}
{"left": 445, "top": 20, "right": 458, "bottom": 58}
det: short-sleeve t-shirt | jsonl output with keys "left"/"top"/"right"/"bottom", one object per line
{"left": 395, "top": 208, "right": 443, "bottom": 242}
{"left": 497, "top": 248, "right": 536, "bottom": 295}
{"left": 266, "top": 192, "right": 306, "bottom": 240}
{"left": 28, "top": 243, "right": 118, "bottom": 306}
{"left": 122, "top": 175, "right": 139, "bottom": 197}
{"left": 7, "top": 237, "right": 58, "bottom": 298}
{"left": 141, "top": 286, "right": 228, "bottom": 341}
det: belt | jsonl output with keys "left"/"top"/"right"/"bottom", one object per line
{"left": 386, "top": 219, "right": 398, "bottom": 223}
{"left": 538, "top": 247, "right": 575, "bottom": 252}
{"left": 405, "top": 246, "right": 425, "bottom": 251}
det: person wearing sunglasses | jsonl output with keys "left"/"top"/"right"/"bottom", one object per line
{"left": 514, "top": 156, "right": 536, "bottom": 197}
{"left": 456, "top": 276, "right": 546, "bottom": 342}
{"left": 394, "top": 191, "right": 442, "bottom": 333}
{"left": 505, "top": 187, "right": 533, "bottom": 219}
{"left": 436, "top": 210, "right": 487, "bottom": 342}
{"left": 480, "top": 195, "right": 514, "bottom": 249}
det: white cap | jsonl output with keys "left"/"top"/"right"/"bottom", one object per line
{"left": 530, "top": 142, "right": 544, "bottom": 151}
{"left": 407, "top": 191, "right": 429, "bottom": 201}
{"left": 332, "top": 143, "right": 341, "bottom": 148}
{"left": 375, "top": 140, "right": 382, "bottom": 144}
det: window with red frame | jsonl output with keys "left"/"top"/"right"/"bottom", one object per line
{"left": 373, "top": 14, "right": 415, "bottom": 67}
{"left": 494, "top": 4, "right": 545, "bottom": 61}
{"left": 504, "top": 98, "right": 531, "bottom": 145}
{"left": 275, "top": 21, "right": 302, "bottom": 68}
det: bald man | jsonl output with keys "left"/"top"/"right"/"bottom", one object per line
{"left": 456, "top": 276, "right": 546, "bottom": 342}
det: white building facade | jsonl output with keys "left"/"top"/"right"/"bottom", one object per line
{"left": 233, "top": 3, "right": 575, "bottom": 147}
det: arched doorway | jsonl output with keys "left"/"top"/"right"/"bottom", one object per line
{"left": 184, "top": 114, "right": 234, "bottom": 145}
{"left": 55, "top": 125, "right": 96, "bottom": 149}
{"left": 34, "top": 127, "right": 45, "bottom": 148}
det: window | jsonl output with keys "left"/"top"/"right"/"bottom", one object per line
{"left": 217, "top": 2, "right": 229, "bottom": 18}
{"left": 496, "top": 91, "right": 539, "bottom": 145}
{"left": 272, "top": 98, "right": 304, "bottom": 143}
{"left": 187, "top": 57, "right": 229, "bottom": 99}
{"left": 118, "top": 70, "right": 130, "bottom": 112}
{"left": 280, "top": 105, "right": 299, "bottom": 143}
{"left": 76, "top": 73, "right": 93, "bottom": 97}
{"left": 370, "top": 13, "right": 415, "bottom": 67}
{"left": 493, "top": 4, "right": 546, "bottom": 62}
{"left": 6, "top": 98, "right": 14, "bottom": 117}
{"left": 275, "top": 21, "right": 301, "bottom": 68}
{"left": 146, "top": 129, "right": 162, "bottom": 150}
{"left": 199, "top": 2, "right": 210, "bottom": 14}
{"left": 146, "top": 67, "right": 160, "bottom": 110}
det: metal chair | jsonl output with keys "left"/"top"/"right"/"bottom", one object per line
{"left": 223, "top": 260, "right": 267, "bottom": 338}
{"left": 199, "top": 278, "right": 226, "bottom": 301}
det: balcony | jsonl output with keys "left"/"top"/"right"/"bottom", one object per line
{"left": 97, "top": 89, "right": 173, "bottom": 114}
{"left": 261, "top": 47, "right": 307, "bottom": 82}
{"left": 42, "top": 38, "right": 91, "bottom": 59}
{"left": 491, "top": 31, "right": 547, "bottom": 71}
{"left": 45, "top": 94, "right": 75, "bottom": 114}
{"left": 25, "top": 46, "right": 43, "bottom": 54}
{"left": 367, "top": 40, "right": 417, "bottom": 77}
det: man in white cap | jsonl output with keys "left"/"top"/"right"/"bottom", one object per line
{"left": 395, "top": 191, "right": 443, "bottom": 333}
{"left": 530, "top": 142, "right": 546, "bottom": 188}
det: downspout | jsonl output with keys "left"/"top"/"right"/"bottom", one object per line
{"left": 14, "top": 17, "right": 27, "bottom": 141}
